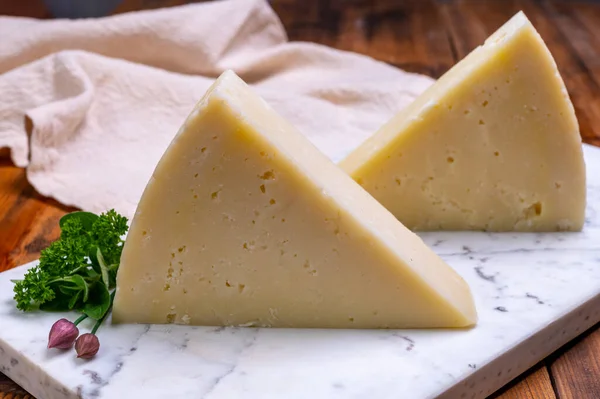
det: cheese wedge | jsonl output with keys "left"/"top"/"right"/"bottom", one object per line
{"left": 112, "top": 70, "right": 476, "bottom": 328}
{"left": 340, "top": 12, "right": 586, "bottom": 231}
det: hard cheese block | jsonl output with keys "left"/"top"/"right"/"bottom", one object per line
{"left": 112, "top": 70, "right": 477, "bottom": 329}
{"left": 340, "top": 11, "right": 586, "bottom": 232}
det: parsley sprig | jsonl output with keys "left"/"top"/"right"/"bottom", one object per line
{"left": 13, "top": 210, "right": 128, "bottom": 320}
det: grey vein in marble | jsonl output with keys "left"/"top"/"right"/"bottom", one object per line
{"left": 0, "top": 145, "right": 599, "bottom": 399}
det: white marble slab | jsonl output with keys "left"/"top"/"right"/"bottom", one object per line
{"left": 1, "top": 145, "right": 599, "bottom": 399}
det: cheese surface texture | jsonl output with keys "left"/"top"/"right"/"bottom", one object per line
{"left": 340, "top": 12, "right": 586, "bottom": 231}
{"left": 112, "top": 71, "right": 476, "bottom": 329}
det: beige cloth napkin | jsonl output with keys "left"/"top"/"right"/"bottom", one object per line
{"left": 0, "top": 0, "right": 432, "bottom": 218}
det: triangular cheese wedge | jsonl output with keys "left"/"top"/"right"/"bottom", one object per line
{"left": 340, "top": 12, "right": 586, "bottom": 232}
{"left": 113, "top": 71, "right": 476, "bottom": 328}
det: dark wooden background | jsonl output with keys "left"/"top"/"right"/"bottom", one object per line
{"left": 0, "top": 0, "right": 599, "bottom": 398}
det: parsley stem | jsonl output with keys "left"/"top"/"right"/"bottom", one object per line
{"left": 91, "top": 290, "right": 116, "bottom": 335}
{"left": 74, "top": 314, "right": 88, "bottom": 326}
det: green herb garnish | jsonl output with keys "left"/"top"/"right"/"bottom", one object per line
{"left": 12, "top": 210, "right": 128, "bottom": 358}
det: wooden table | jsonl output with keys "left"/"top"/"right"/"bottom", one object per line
{"left": 0, "top": 0, "right": 599, "bottom": 398}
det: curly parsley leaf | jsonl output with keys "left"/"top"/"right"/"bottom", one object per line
{"left": 13, "top": 209, "right": 128, "bottom": 318}
{"left": 59, "top": 211, "right": 98, "bottom": 231}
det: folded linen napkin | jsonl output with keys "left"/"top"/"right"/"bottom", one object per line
{"left": 0, "top": 0, "right": 433, "bottom": 218}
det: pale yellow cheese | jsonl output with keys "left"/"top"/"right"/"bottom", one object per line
{"left": 112, "top": 70, "right": 477, "bottom": 329}
{"left": 340, "top": 12, "right": 586, "bottom": 232}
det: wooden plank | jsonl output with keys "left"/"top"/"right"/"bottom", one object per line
{"left": 543, "top": 1, "right": 600, "bottom": 89}
{"left": 0, "top": 0, "right": 48, "bottom": 18}
{"left": 549, "top": 325, "right": 600, "bottom": 399}
{"left": 269, "top": 0, "right": 338, "bottom": 48}
{"left": 570, "top": 1, "right": 600, "bottom": 74}
{"left": 492, "top": 364, "right": 556, "bottom": 399}
{"left": 113, "top": 0, "right": 188, "bottom": 15}
{"left": 360, "top": 0, "right": 456, "bottom": 76}
{"left": 0, "top": 162, "right": 74, "bottom": 272}
{"left": 437, "top": 0, "right": 490, "bottom": 59}
{"left": 0, "top": 372, "right": 32, "bottom": 399}
{"left": 271, "top": 0, "right": 456, "bottom": 77}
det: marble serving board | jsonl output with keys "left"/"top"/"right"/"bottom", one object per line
{"left": 1, "top": 145, "right": 599, "bottom": 399}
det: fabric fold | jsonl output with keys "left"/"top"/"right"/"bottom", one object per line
{"left": 0, "top": 0, "right": 432, "bottom": 217}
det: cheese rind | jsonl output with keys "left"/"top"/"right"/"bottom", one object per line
{"left": 112, "top": 71, "right": 477, "bottom": 329}
{"left": 340, "top": 12, "right": 586, "bottom": 232}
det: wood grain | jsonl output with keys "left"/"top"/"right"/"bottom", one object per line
{"left": 549, "top": 325, "right": 600, "bottom": 399}
{"left": 0, "top": 159, "right": 75, "bottom": 273}
{"left": 495, "top": 364, "right": 557, "bottom": 399}
{"left": 0, "top": 0, "right": 599, "bottom": 398}
{"left": 0, "top": 372, "right": 32, "bottom": 399}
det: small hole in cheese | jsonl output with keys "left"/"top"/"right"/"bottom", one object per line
{"left": 494, "top": 151, "right": 500, "bottom": 157}
{"left": 482, "top": 100, "right": 488, "bottom": 107}
{"left": 270, "top": 198, "right": 276, "bottom": 205}
{"left": 225, "top": 281, "right": 231, "bottom": 287}
{"left": 349, "top": 317, "right": 354, "bottom": 322}
{"left": 395, "top": 178, "right": 402, "bottom": 186}
{"left": 260, "top": 184, "right": 266, "bottom": 193}
{"left": 447, "top": 157, "right": 455, "bottom": 163}
{"left": 238, "top": 284, "right": 245, "bottom": 293}
{"left": 479, "top": 119, "right": 485, "bottom": 125}
{"left": 523, "top": 202, "right": 543, "bottom": 219}
{"left": 259, "top": 170, "right": 275, "bottom": 180}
